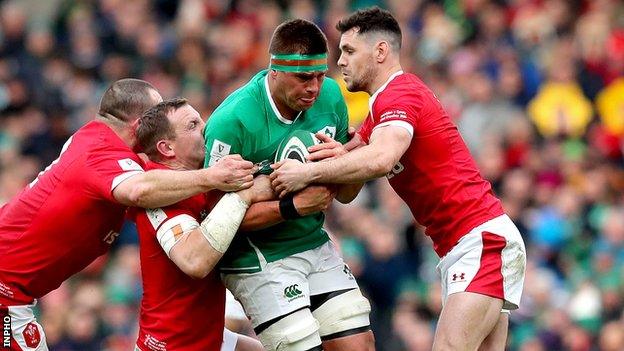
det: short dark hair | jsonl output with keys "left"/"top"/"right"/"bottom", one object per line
{"left": 336, "top": 7, "right": 402, "bottom": 50}
{"left": 269, "top": 19, "right": 328, "bottom": 55}
{"left": 136, "top": 98, "right": 188, "bottom": 160}
{"left": 98, "top": 78, "right": 158, "bottom": 123}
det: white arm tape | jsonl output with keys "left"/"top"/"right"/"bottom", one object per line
{"left": 199, "top": 193, "right": 249, "bottom": 253}
{"left": 156, "top": 214, "right": 199, "bottom": 257}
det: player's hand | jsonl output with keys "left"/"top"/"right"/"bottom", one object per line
{"left": 207, "top": 154, "right": 256, "bottom": 192}
{"left": 344, "top": 128, "right": 365, "bottom": 151}
{"left": 292, "top": 185, "right": 337, "bottom": 216}
{"left": 307, "top": 133, "right": 347, "bottom": 162}
{"left": 245, "top": 175, "right": 276, "bottom": 203}
{"left": 270, "top": 159, "right": 311, "bottom": 198}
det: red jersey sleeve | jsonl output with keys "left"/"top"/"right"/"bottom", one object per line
{"left": 369, "top": 80, "right": 424, "bottom": 140}
{"left": 371, "top": 101, "right": 420, "bottom": 138}
{"left": 85, "top": 144, "right": 145, "bottom": 202}
{"left": 357, "top": 114, "right": 375, "bottom": 144}
{"left": 133, "top": 195, "right": 208, "bottom": 257}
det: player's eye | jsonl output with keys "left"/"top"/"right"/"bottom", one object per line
{"left": 296, "top": 74, "right": 313, "bottom": 81}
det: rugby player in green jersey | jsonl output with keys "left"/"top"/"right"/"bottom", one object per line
{"left": 205, "top": 19, "right": 374, "bottom": 351}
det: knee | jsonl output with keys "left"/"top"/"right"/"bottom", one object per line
{"left": 313, "top": 289, "right": 372, "bottom": 339}
{"left": 257, "top": 309, "right": 322, "bottom": 351}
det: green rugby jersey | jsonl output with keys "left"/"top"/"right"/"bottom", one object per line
{"left": 204, "top": 70, "right": 349, "bottom": 273}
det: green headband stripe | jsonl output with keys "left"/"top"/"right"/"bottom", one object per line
{"left": 271, "top": 53, "right": 327, "bottom": 60}
{"left": 269, "top": 53, "right": 328, "bottom": 72}
{"left": 270, "top": 64, "right": 328, "bottom": 72}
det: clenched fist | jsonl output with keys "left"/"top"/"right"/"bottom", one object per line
{"left": 206, "top": 154, "right": 256, "bottom": 192}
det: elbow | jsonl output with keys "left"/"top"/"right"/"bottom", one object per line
{"left": 180, "top": 258, "right": 215, "bottom": 280}
{"left": 126, "top": 183, "right": 153, "bottom": 208}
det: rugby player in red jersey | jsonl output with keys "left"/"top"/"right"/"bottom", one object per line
{"left": 131, "top": 98, "right": 269, "bottom": 351}
{"left": 0, "top": 79, "right": 255, "bottom": 350}
{"left": 271, "top": 7, "right": 526, "bottom": 351}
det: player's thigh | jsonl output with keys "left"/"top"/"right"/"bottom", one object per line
{"left": 307, "top": 241, "right": 373, "bottom": 347}
{"left": 433, "top": 292, "right": 503, "bottom": 351}
{"left": 222, "top": 256, "right": 312, "bottom": 329}
{"left": 478, "top": 313, "right": 509, "bottom": 351}
{"left": 1, "top": 304, "right": 48, "bottom": 351}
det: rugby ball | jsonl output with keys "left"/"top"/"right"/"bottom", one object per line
{"left": 274, "top": 130, "right": 321, "bottom": 163}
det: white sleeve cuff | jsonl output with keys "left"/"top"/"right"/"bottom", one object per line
{"left": 156, "top": 214, "right": 200, "bottom": 257}
{"left": 372, "top": 120, "right": 414, "bottom": 137}
{"left": 111, "top": 170, "right": 144, "bottom": 191}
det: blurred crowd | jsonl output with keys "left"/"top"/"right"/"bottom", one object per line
{"left": 1, "top": 0, "right": 623, "bottom": 350}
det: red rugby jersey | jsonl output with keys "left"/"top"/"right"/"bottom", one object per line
{"left": 0, "top": 121, "right": 144, "bottom": 304}
{"left": 131, "top": 161, "right": 225, "bottom": 351}
{"left": 359, "top": 71, "right": 504, "bottom": 257}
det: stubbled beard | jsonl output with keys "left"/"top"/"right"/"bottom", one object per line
{"left": 346, "top": 63, "right": 375, "bottom": 93}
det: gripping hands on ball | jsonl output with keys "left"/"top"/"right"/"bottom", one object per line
{"left": 271, "top": 132, "right": 348, "bottom": 198}
{"left": 208, "top": 154, "right": 256, "bottom": 192}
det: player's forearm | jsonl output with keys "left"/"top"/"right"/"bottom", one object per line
{"left": 117, "top": 169, "right": 213, "bottom": 208}
{"left": 335, "top": 183, "right": 364, "bottom": 204}
{"left": 172, "top": 230, "right": 223, "bottom": 279}
{"left": 310, "top": 145, "right": 394, "bottom": 184}
{"left": 240, "top": 201, "right": 283, "bottom": 231}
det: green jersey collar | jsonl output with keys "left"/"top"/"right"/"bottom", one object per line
{"left": 264, "top": 75, "right": 302, "bottom": 125}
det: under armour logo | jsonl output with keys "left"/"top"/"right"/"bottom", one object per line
{"left": 451, "top": 273, "right": 466, "bottom": 282}
{"left": 284, "top": 284, "right": 303, "bottom": 299}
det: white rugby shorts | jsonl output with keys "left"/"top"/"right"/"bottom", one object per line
{"left": 222, "top": 240, "right": 360, "bottom": 327}
{"left": 437, "top": 214, "right": 526, "bottom": 310}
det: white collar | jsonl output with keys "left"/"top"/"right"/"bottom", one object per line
{"left": 368, "top": 70, "right": 404, "bottom": 112}
{"left": 264, "top": 75, "right": 301, "bottom": 125}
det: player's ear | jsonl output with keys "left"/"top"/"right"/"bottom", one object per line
{"left": 375, "top": 41, "right": 389, "bottom": 63}
{"left": 156, "top": 139, "right": 175, "bottom": 158}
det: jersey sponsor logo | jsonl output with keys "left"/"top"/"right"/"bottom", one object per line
{"left": 284, "top": 284, "right": 303, "bottom": 302}
{"left": 386, "top": 161, "right": 405, "bottom": 179}
{"left": 379, "top": 110, "right": 407, "bottom": 121}
{"left": 118, "top": 158, "right": 144, "bottom": 172}
{"left": 209, "top": 140, "right": 231, "bottom": 166}
{"left": 103, "top": 230, "right": 120, "bottom": 245}
{"left": 317, "top": 126, "right": 336, "bottom": 139}
{"left": 146, "top": 208, "right": 167, "bottom": 230}
{"left": 144, "top": 334, "right": 167, "bottom": 351}
{"left": 22, "top": 322, "right": 41, "bottom": 348}
{"left": 0, "top": 282, "right": 14, "bottom": 299}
